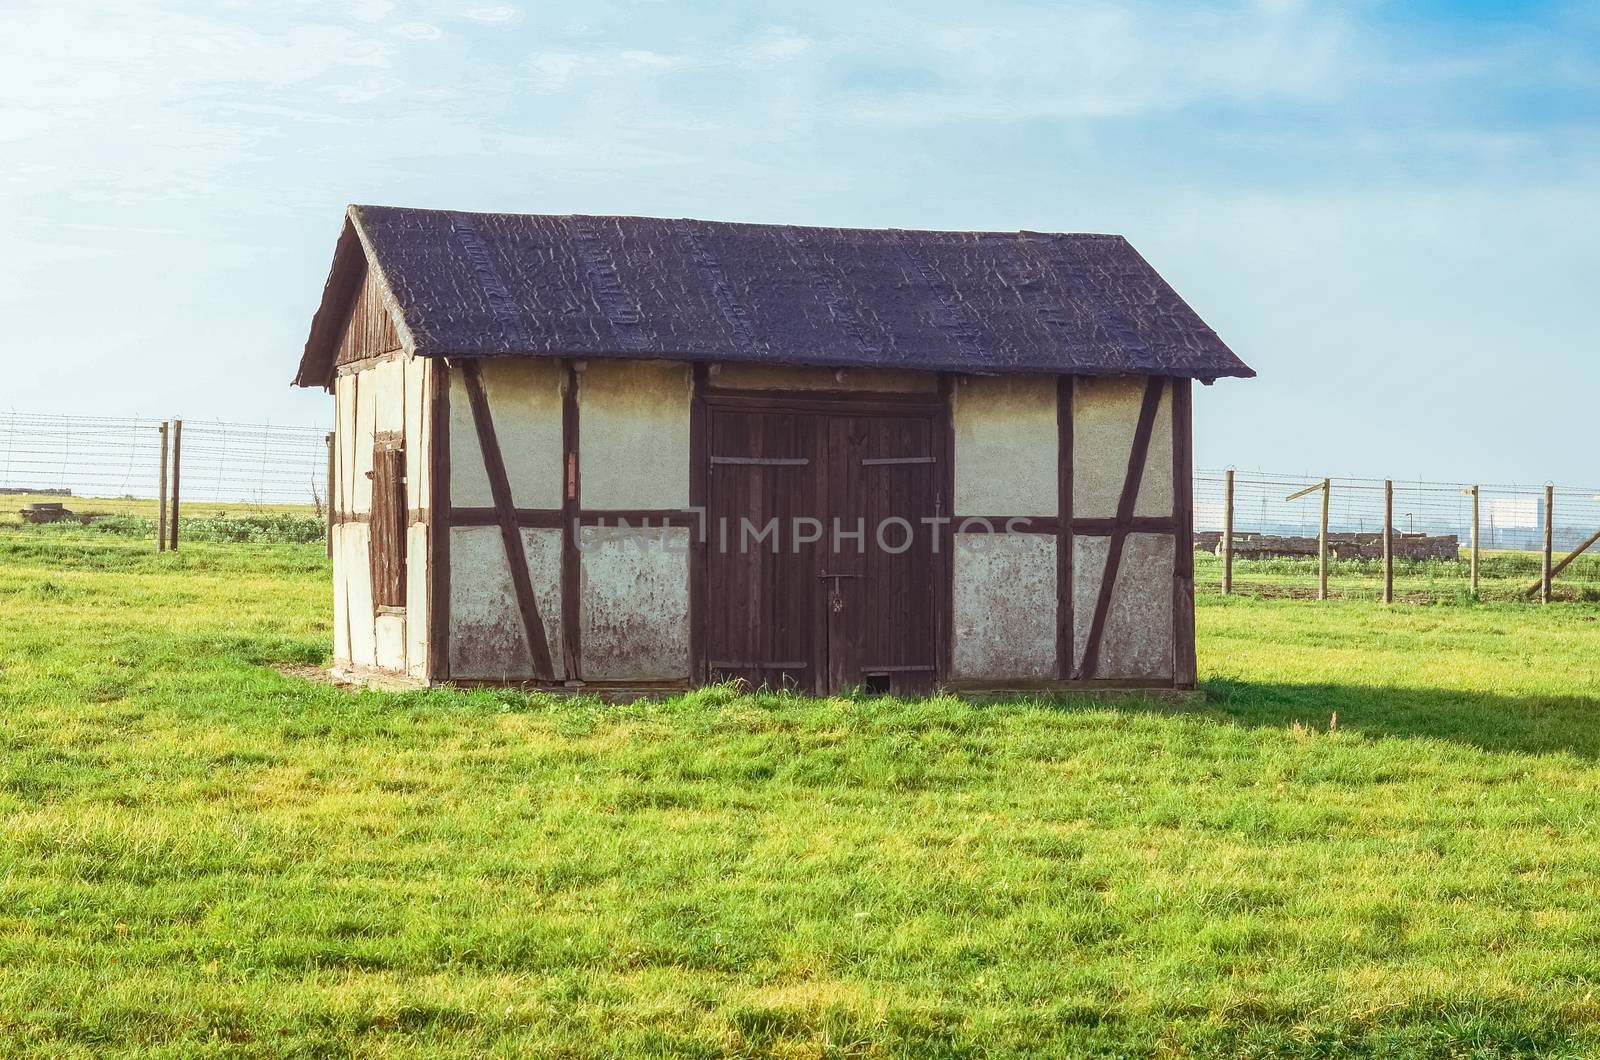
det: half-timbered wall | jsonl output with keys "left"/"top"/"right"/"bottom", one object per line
{"left": 947, "top": 373, "right": 1186, "bottom": 687}
{"left": 446, "top": 359, "right": 565, "bottom": 680}
{"left": 441, "top": 358, "right": 695, "bottom": 684}
{"left": 351, "top": 353, "right": 1191, "bottom": 692}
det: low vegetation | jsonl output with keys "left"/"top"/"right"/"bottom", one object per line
{"left": 3, "top": 527, "right": 1600, "bottom": 1056}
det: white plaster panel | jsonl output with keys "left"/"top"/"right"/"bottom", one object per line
{"left": 1072, "top": 533, "right": 1175, "bottom": 680}
{"left": 952, "top": 532, "right": 1057, "bottom": 680}
{"left": 580, "top": 361, "right": 690, "bottom": 510}
{"left": 954, "top": 375, "right": 1057, "bottom": 517}
{"left": 1072, "top": 376, "right": 1174, "bottom": 520}
{"left": 351, "top": 368, "right": 375, "bottom": 514}
{"left": 370, "top": 357, "right": 405, "bottom": 434}
{"left": 343, "top": 523, "right": 375, "bottom": 667}
{"left": 404, "top": 358, "right": 430, "bottom": 511}
{"left": 375, "top": 612, "right": 406, "bottom": 671}
{"left": 448, "top": 526, "right": 565, "bottom": 680}
{"left": 405, "top": 521, "right": 429, "bottom": 677}
{"left": 711, "top": 363, "right": 937, "bottom": 393}
{"left": 450, "top": 359, "right": 564, "bottom": 509}
{"left": 332, "top": 524, "right": 351, "bottom": 665}
{"left": 579, "top": 526, "right": 691, "bottom": 680}
{"left": 335, "top": 376, "right": 357, "bottom": 514}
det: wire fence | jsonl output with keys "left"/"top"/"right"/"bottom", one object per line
{"left": 1195, "top": 469, "right": 1600, "bottom": 602}
{"left": 0, "top": 412, "right": 329, "bottom": 507}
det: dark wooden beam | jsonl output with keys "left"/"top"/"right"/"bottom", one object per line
{"left": 688, "top": 363, "right": 710, "bottom": 685}
{"left": 450, "top": 507, "right": 563, "bottom": 528}
{"left": 461, "top": 359, "right": 555, "bottom": 680}
{"left": 1057, "top": 374, "right": 1074, "bottom": 680}
{"left": 1071, "top": 516, "right": 1177, "bottom": 536}
{"left": 936, "top": 373, "right": 956, "bottom": 684}
{"left": 427, "top": 360, "right": 451, "bottom": 682}
{"left": 1076, "top": 376, "right": 1164, "bottom": 681}
{"left": 560, "top": 361, "right": 582, "bottom": 681}
{"left": 1171, "top": 378, "right": 1196, "bottom": 688}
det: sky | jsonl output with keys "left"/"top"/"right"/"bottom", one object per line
{"left": 3, "top": 0, "right": 1596, "bottom": 484}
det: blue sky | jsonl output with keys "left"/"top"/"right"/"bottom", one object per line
{"left": 4, "top": 0, "right": 1596, "bottom": 483}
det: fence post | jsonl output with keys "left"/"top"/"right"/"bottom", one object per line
{"left": 157, "top": 422, "right": 169, "bottom": 552}
{"left": 1319, "top": 477, "right": 1330, "bottom": 601}
{"left": 1222, "top": 468, "right": 1234, "bottom": 595}
{"left": 1470, "top": 485, "right": 1480, "bottom": 599}
{"left": 325, "top": 431, "right": 335, "bottom": 559}
{"left": 1543, "top": 484, "right": 1554, "bottom": 604}
{"left": 1383, "top": 479, "right": 1393, "bottom": 604}
{"left": 168, "top": 418, "right": 182, "bottom": 552}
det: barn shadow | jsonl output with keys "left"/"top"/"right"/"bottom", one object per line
{"left": 1088, "top": 679, "right": 1600, "bottom": 760}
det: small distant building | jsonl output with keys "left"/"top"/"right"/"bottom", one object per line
{"left": 292, "top": 206, "right": 1253, "bottom": 695}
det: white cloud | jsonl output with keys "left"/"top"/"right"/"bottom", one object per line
{"left": 392, "top": 21, "right": 442, "bottom": 41}
{"left": 462, "top": 6, "right": 522, "bottom": 25}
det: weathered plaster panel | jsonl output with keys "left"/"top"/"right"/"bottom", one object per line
{"left": 712, "top": 363, "right": 938, "bottom": 393}
{"left": 580, "top": 361, "right": 690, "bottom": 510}
{"left": 335, "top": 376, "right": 357, "bottom": 514}
{"left": 403, "top": 357, "right": 430, "bottom": 511}
{"left": 954, "top": 375, "right": 1057, "bottom": 517}
{"left": 448, "top": 526, "right": 564, "bottom": 680}
{"left": 343, "top": 522, "right": 375, "bottom": 667}
{"left": 1072, "top": 533, "right": 1175, "bottom": 680}
{"left": 370, "top": 357, "right": 405, "bottom": 434}
{"left": 332, "top": 524, "right": 351, "bottom": 664}
{"left": 952, "top": 532, "right": 1057, "bottom": 679}
{"left": 352, "top": 370, "right": 375, "bottom": 514}
{"left": 579, "top": 526, "right": 691, "bottom": 680}
{"left": 450, "top": 359, "right": 563, "bottom": 509}
{"left": 1072, "top": 376, "right": 1173, "bottom": 519}
{"left": 405, "top": 521, "right": 429, "bottom": 676}
{"left": 375, "top": 612, "right": 406, "bottom": 671}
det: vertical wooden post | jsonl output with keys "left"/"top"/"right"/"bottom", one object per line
{"left": 1383, "top": 479, "right": 1393, "bottom": 604}
{"left": 1542, "top": 484, "right": 1554, "bottom": 604}
{"left": 324, "top": 431, "right": 335, "bottom": 559}
{"left": 168, "top": 419, "right": 182, "bottom": 551}
{"left": 1318, "top": 477, "right": 1330, "bottom": 601}
{"left": 156, "top": 422, "right": 169, "bottom": 552}
{"left": 1222, "top": 468, "right": 1235, "bottom": 595}
{"left": 1469, "top": 485, "right": 1480, "bottom": 598}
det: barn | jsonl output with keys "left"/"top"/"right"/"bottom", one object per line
{"left": 292, "top": 205, "right": 1253, "bottom": 696}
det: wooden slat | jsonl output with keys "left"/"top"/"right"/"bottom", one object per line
{"left": 1076, "top": 376, "right": 1164, "bottom": 680}
{"left": 710, "top": 455, "right": 810, "bottom": 466}
{"left": 461, "top": 359, "right": 554, "bottom": 679}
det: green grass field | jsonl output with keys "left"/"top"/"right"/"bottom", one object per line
{"left": 3, "top": 527, "right": 1600, "bottom": 1057}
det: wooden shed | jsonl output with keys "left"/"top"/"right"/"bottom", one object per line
{"left": 293, "top": 205, "right": 1253, "bottom": 695}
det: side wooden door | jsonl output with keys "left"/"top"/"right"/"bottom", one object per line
{"left": 704, "top": 408, "right": 824, "bottom": 692}
{"left": 823, "top": 413, "right": 940, "bottom": 695}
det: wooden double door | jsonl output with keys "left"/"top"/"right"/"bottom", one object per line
{"left": 704, "top": 403, "right": 940, "bottom": 695}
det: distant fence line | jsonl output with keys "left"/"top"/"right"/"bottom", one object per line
{"left": 4, "top": 414, "right": 1598, "bottom": 594}
{"left": 0, "top": 412, "right": 329, "bottom": 507}
{"left": 1194, "top": 470, "right": 1600, "bottom": 554}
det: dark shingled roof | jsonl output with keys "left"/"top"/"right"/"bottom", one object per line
{"left": 294, "top": 204, "right": 1253, "bottom": 387}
